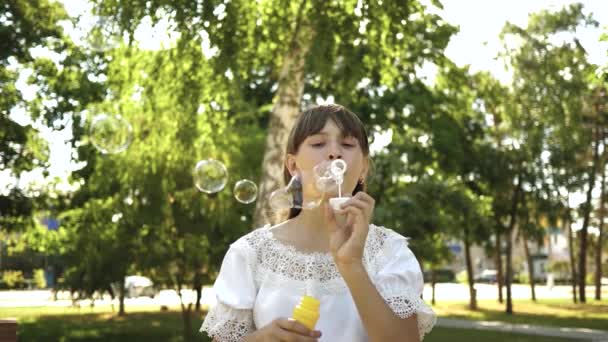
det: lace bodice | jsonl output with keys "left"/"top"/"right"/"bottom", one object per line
{"left": 200, "top": 224, "right": 436, "bottom": 342}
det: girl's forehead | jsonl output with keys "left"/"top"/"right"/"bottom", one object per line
{"left": 309, "top": 120, "right": 355, "bottom": 137}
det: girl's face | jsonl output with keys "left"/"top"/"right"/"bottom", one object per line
{"left": 286, "top": 119, "right": 368, "bottom": 200}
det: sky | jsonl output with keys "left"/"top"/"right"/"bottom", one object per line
{"left": 3, "top": 0, "right": 608, "bottom": 217}
{"left": 438, "top": 0, "right": 608, "bottom": 84}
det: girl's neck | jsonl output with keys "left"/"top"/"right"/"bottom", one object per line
{"left": 289, "top": 202, "right": 331, "bottom": 249}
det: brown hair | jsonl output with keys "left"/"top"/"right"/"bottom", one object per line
{"left": 283, "top": 104, "right": 370, "bottom": 219}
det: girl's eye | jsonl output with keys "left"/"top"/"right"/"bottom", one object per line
{"left": 311, "top": 142, "right": 325, "bottom": 147}
{"left": 342, "top": 143, "right": 355, "bottom": 147}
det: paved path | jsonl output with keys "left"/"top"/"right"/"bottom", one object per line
{"left": 436, "top": 317, "right": 608, "bottom": 341}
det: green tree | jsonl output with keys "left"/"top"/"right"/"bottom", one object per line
{"left": 94, "top": 0, "right": 457, "bottom": 226}
{"left": 500, "top": 2, "right": 600, "bottom": 304}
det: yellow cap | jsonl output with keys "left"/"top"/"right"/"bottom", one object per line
{"left": 292, "top": 295, "right": 320, "bottom": 330}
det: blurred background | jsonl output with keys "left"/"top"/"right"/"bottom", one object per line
{"left": 1, "top": 0, "right": 607, "bottom": 341}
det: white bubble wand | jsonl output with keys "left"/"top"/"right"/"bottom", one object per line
{"left": 328, "top": 159, "right": 349, "bottom": 211}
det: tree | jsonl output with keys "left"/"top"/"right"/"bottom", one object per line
{"left": 93, "top": 0, "right": 458, "bottom": 226}
{"left": 500, "top": 2, "right": 599, "bottom": 304}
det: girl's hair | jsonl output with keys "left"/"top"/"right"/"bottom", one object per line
{"left": 283, "top": 104, "right": 370, "bottom": 219}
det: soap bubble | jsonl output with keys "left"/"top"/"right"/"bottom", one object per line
{"left": 330, "top": 159, "right": 347, "bottom": 179}
{"left": 313, "top": 159, "right": 348, "bottom": 192}
{"left": 269, "top": 175, "right": 322, "bottom": 211}
{"left": 193, "top": 159, "right": 228, "bottom": 194}
{"left": 88, "top": 16, "right": 122, "bottom": 52}
{"left": 234, "top": 179, "right": 258, "bottom": 204}
{"left": 89, "top": 114, "right": 133, "bottom": 154}
{"left": 268, "top": 159, "right": 349, "bottom": 212}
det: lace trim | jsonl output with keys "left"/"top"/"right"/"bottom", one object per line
{"left": 244, "top": 224, "right": 389, "bottom": 271}
{"left": 200, "top": 301, "right": 254, "bottom": 342}
{"left": 380, "top": 292, "right": 436, "bottom": 340}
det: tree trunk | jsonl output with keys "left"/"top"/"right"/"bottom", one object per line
{"left": 118, "top": 278, "right": 126, "bottom": 316}
{"left": 579, "top": 125, "right": 601, "bottom": 303}
{"left": 431, "top": 269, "right": 436, "bottom": 306}
{"left": 595, "top": 143, "right": 605, "bottom": 301}
{"left": 182, "top": 304, "right": 193, "bottom": 341}
{"left": 567, "top": 214, "right": 578, "bottom": 303}
{"left": 194, "top": 272, "right": 202, "bottom": 312}
{"left": 177, "top": 280, "right": 193, "bottom": 341}
{"left": 464, "top": 230, "right": 477, "bottom": 310}
{"left": 495, "top": 229, "right": 504, "bottom": 304}
{"left": 522, "top": 233, "right": 536, "bottom": 301}
{"left": 253, "top": 3, "right": 315, "bottom": 226}
{"left": 506, "top": 174, "right": 522, "bottom": 315}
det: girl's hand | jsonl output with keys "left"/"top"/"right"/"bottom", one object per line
{"left": 245, "top": 318, "right": 321, "bottom": 342}
{"left": 324, "top": 191, "right": 375, "bottom": 268}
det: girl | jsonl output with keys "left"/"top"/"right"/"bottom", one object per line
{"left": 201, "top": 104, "right": 435, "bottom": 341}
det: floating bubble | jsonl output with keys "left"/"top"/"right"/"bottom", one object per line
{"left": 193, "top": 159, "right": 228, "bottom": 194}
{"left": 269, "top": 174, "right": 322, "bottom": 211}
{"left": 89, "top": 113, "right": 133, "bottom": 154}
{"left": 88, "top": 16, "right": 122, "bottom": 52}
{"left": 234, "top": 179, "right": 258, "bottom": 204}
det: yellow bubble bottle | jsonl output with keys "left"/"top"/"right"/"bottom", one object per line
{"left": 291, "top": 295, "right": 320, "bottom": 330}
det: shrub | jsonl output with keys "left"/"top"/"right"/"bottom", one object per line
{"left": 2, "top": 270, "right": 25, "bottom": 289}
{"left": 456, "top": 270, "right": 468, "bottom": 284}
{"left": 33, "top": 269, "right": 47, "bottom": 289}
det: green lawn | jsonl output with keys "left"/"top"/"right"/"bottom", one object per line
{"left": 432, "top": 298, "right": 608, "bottom": 331}
{"left": 427, "top": 327, "right": 577, "bottom": 342}
{"left": 2, "top": 306, "right": 209, "bottom": 342}
{"left": 0, "top": 301, "right": 599, "bottom": 342}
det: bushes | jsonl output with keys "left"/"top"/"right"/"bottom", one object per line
{"left": 1, "top": 270, "right": 25, "bottom": 289}
{"left": 456, "top": 270, "right": 468, "bottom": 284}
{"left": 0, "top": 269, "right": 46, "bottom": 289}
{"left": 33, "top": 269, "right": 46, "bottom": 289}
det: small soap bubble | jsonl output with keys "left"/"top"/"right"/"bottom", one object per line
{"left": 88, "top": 16, "right": 122, "bottom": 52}
{"left": 193, "top": 159, "right": 228, "bottom": 194}
{"left": 89, "top": 113, "right": 133, "bottom": 154}
{"left": 268, "top": 175, "right": 322, "bottom": 211}
{"left": 234, "top": 179, "right": 258, "bottom": 204}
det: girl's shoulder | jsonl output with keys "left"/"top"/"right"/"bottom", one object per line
{"left": 230, "top": 223, "right": 274, "bottom": 251}
{"left": 366, "top": 224, "right": 410, "bottom": 251}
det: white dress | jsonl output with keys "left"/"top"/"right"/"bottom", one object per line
{"left": 200, "top": 224, "right": 436, "bottom": 342}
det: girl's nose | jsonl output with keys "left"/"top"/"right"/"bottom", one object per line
{"left": 328, "top": 142, "right": 342, "bottom": 160}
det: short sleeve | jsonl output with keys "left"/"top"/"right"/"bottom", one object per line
{"left": 373, "top": 232, "right": 436, "bottom": 340}
{"left": 200, "top": 242, "right": 257, "bottom": 342}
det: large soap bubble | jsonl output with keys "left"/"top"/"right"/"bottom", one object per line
{"left": 269, "top": 175, "right": 322, "bottom": 211}
{"left": 193, "top": 159, "right": 228, "bottom": 194}
{"left": 268, "top": 159, "right": 348, "bottom": 212}
{"left": 234, "top": 179, "right": 258, "bottom": 204}
{"left": 313, "top": 159, "right": 347, "bottom": 195}
{"left": 89, "top": 113, "right": 133, "bottom": 154}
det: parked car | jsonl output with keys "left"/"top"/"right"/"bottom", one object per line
{"left": 423, "top": 269, "right": 456, "bottom": 283}
{"left": 474, "top": 269, "right": 497, "bottom": 283}
{"left": 124, "top": 275, "right": 157, "bottom": 298}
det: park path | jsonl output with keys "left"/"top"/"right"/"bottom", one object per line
{"left": 436, "top": 317, "right": 608, "bottom": 341}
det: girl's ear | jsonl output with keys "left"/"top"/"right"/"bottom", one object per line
{"left": 286, "top": 154, "right": 298, "bottom": 176}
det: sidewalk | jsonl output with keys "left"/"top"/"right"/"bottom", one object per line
{"left": 436, "top": 317, "right": 608, "bottom": 341}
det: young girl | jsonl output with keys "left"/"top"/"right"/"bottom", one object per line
{"left": 201, "top": 104, "right": 435, "bottom": 341}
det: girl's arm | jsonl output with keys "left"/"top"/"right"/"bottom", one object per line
{"left": 324, "top": 192, "right": 420, "bottom": 342}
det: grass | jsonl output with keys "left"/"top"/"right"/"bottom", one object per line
{"left": 1, "top": 305, "right": 210, "bottom": 342}
{"left": 427, "top": 327, "right": 578, "bottom": 342}
{"left": 1, "top": 299, "right": 604, "bottom": 341}
{"left": 432, "top": 298, "right": 608, "bottom": 331}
